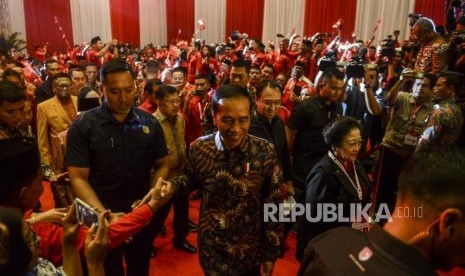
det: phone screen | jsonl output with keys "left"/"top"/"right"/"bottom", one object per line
{"left": 293, "top": 85, "right": 302, "bottom": 97}
{"left": 75, "top": 198, "right": 99, "bottom": 228}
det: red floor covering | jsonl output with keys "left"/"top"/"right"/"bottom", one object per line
{"left": 39, "top": 182, "right": 299, "bottom": 275}
{"left": 39, "top": 182, "right": 465, "bottom": 276}
{"left": 149, "top": 197, "right": 300, "bottom": 276}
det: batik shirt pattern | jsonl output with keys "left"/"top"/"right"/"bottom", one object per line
{"left": 418, "top": 100, "right": 464, "bottom": 147}
{"left": 174, "top": 132, "right": 283, "bottom": 275}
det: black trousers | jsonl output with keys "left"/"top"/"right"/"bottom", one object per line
{"left": 103, "top": 189, "right": 190, "bottom": 276}
{"left": 104, "top": 212, "right": 160, "bottom": 276}
{"left": 373, "top": 146, "right": 410, "bottom": 218}
{"left": 157, "top": 187, "right": 189, "bottom": 243}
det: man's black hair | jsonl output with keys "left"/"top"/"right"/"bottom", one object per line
{"left": 155, "top": 85, "right": 177, "bottom": 101}
{"left": 144, "top": 79, "right": 163, "bottom": 95}
{"left": 0, "top": 137, "right": 40, "bottom": 204}
{"left": 4, "top": 69, "right": 21, "bottom": 80}
{"left": 398, "top": 143, "right": 465, "bottom": 210}
{"left": 256, "top": 80, "right": 283, "bottom": 98}
{"left": 45, "top": 59, "right": 59, "bottom": 69}
{"left": 0, "top": 80, "right": 25, "bottom": 105}
{"left": 173, "top": 67, "right": 187, "bottom": 77}
{"left": 212, "top": 84, "right": 253, "bottom": 114}
{"left": 100, "top": 58, "right": 135, "bottom": 85}
{"left": 51, "top": 72, "right": 72, "bottom": 84}
{"left": 83, "top": 62, "right": 97, "bottom": 71}
{"left": 437, "top": 71, "right": 463, "bottom": 95}
{"left": 231, "top": 59, "right": 251, "bottom": 74}
{"left": 321, "top": 67, "right": 345, "bottom": 82}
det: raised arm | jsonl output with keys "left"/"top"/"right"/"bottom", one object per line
{"left": 363, "top": 69, "right": 383, "bottom": 115}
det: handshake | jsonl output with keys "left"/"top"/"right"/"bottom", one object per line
{"left": 132, "top": 177, "right": 174, "bottom": 211}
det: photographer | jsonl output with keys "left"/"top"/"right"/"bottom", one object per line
{"left": 373, "top": 69, "right": 436, "bottom": 218}
{"left": 450, "top": 16, "right": 465, "bottom": 73}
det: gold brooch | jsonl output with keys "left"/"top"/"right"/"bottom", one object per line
{"left": 142, "top": 126, "right": 150, "bottom": 134}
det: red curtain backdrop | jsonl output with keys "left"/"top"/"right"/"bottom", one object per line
{"left": 109, "top": 0, "right": 140, "bottom": 46}
{"left": 23, "top": 0, "right": 73, "bottom": 54}
{"left": 414, "top": 0, "right": 447, "bottom": 27}
{"left": 165, "top": 0, "right": 195, "bottom": 44}
{"left": 226, "top": 0, "right": 265, "bottom": 41}
{"left": 303, "top": 0, "right": 357, "bottom": 41}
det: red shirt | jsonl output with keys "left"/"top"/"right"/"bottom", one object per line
{"left": 277, "top": 106, "right": 290, "bottom": 125}
{"left": 282, "top": 78, "right": 309, "bottom": 112}
{"left": 274, "top": 54, "right": 290, "bottom": 77}
{"left": 250, "top": 51, "right": 269, "bottom": 68}
{"left": 138, "top": 99, "right": 158, "bottom": 115}
{"left": 86, "top": 49, "right": 103, "bottom": 68}
{"left": 185, "top": 95, "right": 210, "bottom": 145}
{"left": 187, "top": 54, "right": 198, "bottom": 84}
{"left": 196, "top": 56, "right": 219, "bottom": 76}
{"left": 29, "top": 204, "right": 153, "bottom": 266}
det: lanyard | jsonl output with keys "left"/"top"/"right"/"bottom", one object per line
{"left": 411, "top": 101, "right": 423, "bottom": 125}
{"left": 197, "top": 101, "right": 206, "bottom": 121}
{"left": 328, "top": 151, "right": 362, "bottom": 200}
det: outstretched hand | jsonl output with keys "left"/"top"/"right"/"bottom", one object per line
{"left": 134, "top": 177, "right": 174, "bottom": 211}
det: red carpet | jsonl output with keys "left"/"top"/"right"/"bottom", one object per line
{"left": 39, "top": 182, "right": 465, "bottom": 275}
{"left": 149, "top": 197, "right": 300, "bottom": 275}
{"left": 39, "top": 182, "right": 300, "bottom": 275}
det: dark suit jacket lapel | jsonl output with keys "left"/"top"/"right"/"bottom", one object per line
{"left": 326, "top": 155, "right": 359, "bottom": 198}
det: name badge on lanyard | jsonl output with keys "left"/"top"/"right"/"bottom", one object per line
{"left": 404, "top": 131, "right": 419, "bottom": 146}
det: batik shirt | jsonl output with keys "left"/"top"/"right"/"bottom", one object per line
{"left": 0, "top": 124, "right": 53, "bottom": 180}
{"left": 418, "top": 100, "right": 464, "bottom": 148}
{"left": 173, "top": 132, "right": 283, "bottom": 275}
{"left": 414, "top": 35, "right": 449, "bottom": 74}
{"left": 153, "top": 110, "right": 186, "bottom": 179}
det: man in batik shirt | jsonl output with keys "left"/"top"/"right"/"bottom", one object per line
{"left": 173, "top": 84, "right": 283, "bottom": 276}
{"left": 418, "top": 72, "right": 463, "bottom": 147}
{"left": 412, "top": 17, "right": 449, "bottom": 74}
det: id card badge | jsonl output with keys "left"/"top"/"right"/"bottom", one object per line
{"left": 404, "top": 131, "right": 419, "bottom": 146}
{"left": 352, "top": 221, "right": 370, "bottom": 233}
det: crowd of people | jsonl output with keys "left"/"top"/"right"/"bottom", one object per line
{"left": 1, "top": 5, "right": 465, "bottom": 275}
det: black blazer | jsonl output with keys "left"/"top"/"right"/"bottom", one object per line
{"left": 296, "top": 153, "right": 371, "bottom": 261}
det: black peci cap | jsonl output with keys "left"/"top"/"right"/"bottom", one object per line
{"left": 0, "top": 137, "right": 40, "bottom": 186}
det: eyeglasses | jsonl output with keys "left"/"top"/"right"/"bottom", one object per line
{"left": 162, "top": 98, "right": 181, "bottom": 105}
{"left": 55, "top": 84, "right": 72, "bottom": 90}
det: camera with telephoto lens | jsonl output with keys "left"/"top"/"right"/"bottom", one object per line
{"left": 451, "top": 0, "right": 464, "bottom": 8}
{"left": 318, "top": 50, "right": 337, "bottom": 71}
{"left": 380, "top": 36, "right": 396, "bottom": 58}
{"left": 345, "top": 53, "right": 369, "bottom": 79}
